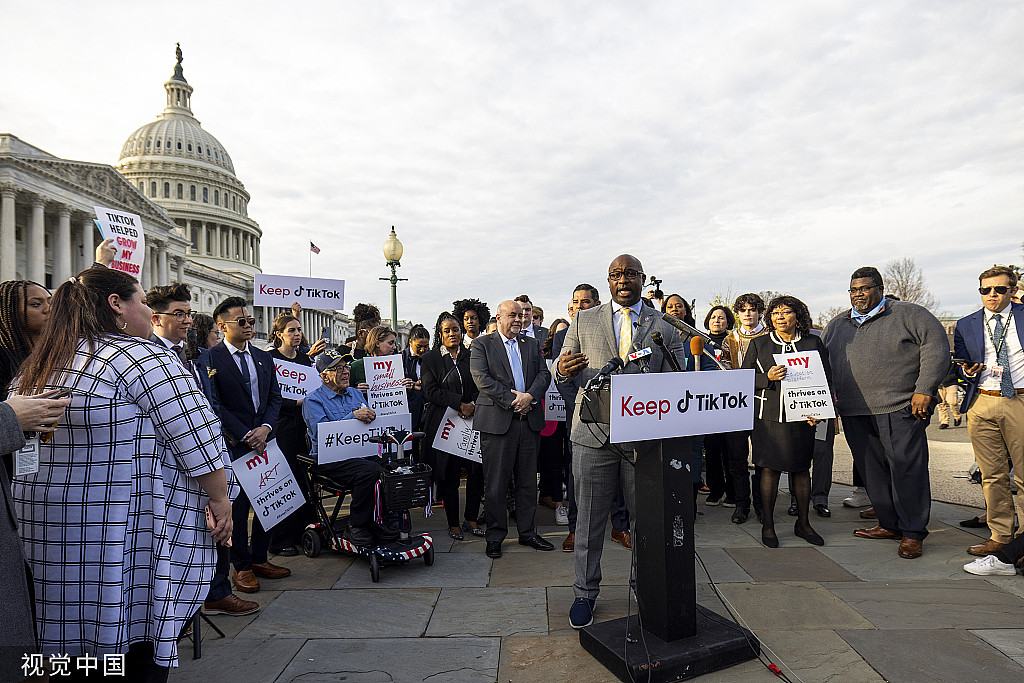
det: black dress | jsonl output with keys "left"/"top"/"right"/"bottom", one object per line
{"left": 268, "top": 347, "right": 314, "bottom": 548}
{"left": 741, "top": 333, "right": 832, "bottom": 473}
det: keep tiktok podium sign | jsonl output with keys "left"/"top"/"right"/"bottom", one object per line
{"left": 609, "top": 370, "right": 755, "bottom": 443}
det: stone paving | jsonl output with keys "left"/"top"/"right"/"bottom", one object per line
{"left": 171, "top": 427, "right": 1023, "bottom": 682}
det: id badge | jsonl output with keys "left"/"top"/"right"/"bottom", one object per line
{"left": 15, "top": 437, "right": 40, "bottom": 476}
{"left": 991, "top": 364, "right": 1004, "bottom": 381}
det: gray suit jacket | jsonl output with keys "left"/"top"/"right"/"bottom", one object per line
{"left": 470, "top": 331, "right": 551, "bottom": 434}
{"left": 555, "top": 301, "right": 685, "bottom": 448}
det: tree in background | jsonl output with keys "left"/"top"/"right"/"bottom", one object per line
{"left": 883, "top": 257, "right": 938, "bottom": 312}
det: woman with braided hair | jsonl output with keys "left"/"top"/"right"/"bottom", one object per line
{"left": 0, "top": 280, "right": 51, "bottom": 397}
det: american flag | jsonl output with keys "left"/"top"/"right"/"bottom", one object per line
{"left": 310, "top": 241, "right": 321, "bottom": 254}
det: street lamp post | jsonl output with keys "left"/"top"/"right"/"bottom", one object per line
{"left": 380, "top": 226, "right": 407, "bottom": 333}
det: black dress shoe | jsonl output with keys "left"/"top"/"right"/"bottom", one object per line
{"left": 485, "top": 541, "right": 502, "bottom": 558}
{"left": 272, "top": 545, "right": 299, "bottom": 557}
{"left": 761, "top": 527, "right": 779, "bottom": 548}
{"left": 814, "top": 504, "right": 831, "bottom": 518}
{"left": 731, "top": 507, "right": 749, "bottom": 524}
{"left": 519, "top": 535, "right": 555, "bottom": 551}
{"left": 787, "top": 500, "right": 798, "bottom": 516}
{"left": 959, "top": 516, "right": 988, "bottom": 529}
{"left": 794, "top": 521, "right": 824, "bottom": 546}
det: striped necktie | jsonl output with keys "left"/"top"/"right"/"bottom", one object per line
{"left": 618, "top": 307, "right": 633, "bottom": 360}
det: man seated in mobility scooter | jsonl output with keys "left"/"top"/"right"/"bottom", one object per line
{"left": 302, "top": 348, "right": 398, "bottom": 547}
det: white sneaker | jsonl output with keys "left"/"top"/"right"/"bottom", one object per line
{"left": 964, "top": 555, "right": 1016, "bottom": 576}
{"left": 843, "top": 488, "right": 870, "bottom": 508}
{"left": 554, "top": 506, "right": 569, "bottom": 526}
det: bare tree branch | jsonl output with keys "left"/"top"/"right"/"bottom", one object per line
{"left": 883, "top": 257, "right": 939, "bottom": 311}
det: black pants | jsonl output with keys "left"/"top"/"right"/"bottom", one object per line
{"left": 843, "top": 408, "right": 932, "bottom": 540}
{"left": 480, "top": 420, "right": 540, "bottom": 543}
{"left": 995, "top": 533, "right": 1024, "bottom": 565}
{"left": 538, "top": 422, "right": 569, "bottom": 501}
{"left": 61, "top": 642, "right": 167, "bottom": 682}
{"left": 704, "top": 433, "right": 734, "bottom": 499}
{"left": 436, "top": 450, "right": 485, "bottom": 527}
{"left": 725, "top": 431, "right": 753, "bottom": 509}
{"left": 313, "top": 457, "right": 384, "bottom": 530}
{"left": 230, "top": 489, "right": 268, "bottom": 571}
{"left": 269, "top": 428, "right": 314, "bottom": 552}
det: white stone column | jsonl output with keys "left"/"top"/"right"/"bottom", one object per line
{"left": 158, "top": 241, "right": 169, "bottom": 285}
{"left": 221, "top": 226, "right": 228, "bottom": 258}
{"left": 81, "top": 216, "right": 94, "bottom": 269}
{"left": 0, "top": 185, "right": 16, "bottom": 281}
{"left": 55, "top": 206, "right": 72, "bottom": 283}
{"left": 175, "top": 256, "right": 185, "bottom": 282}
{"left": 254, "top": 237, "right": 261, "bottom": 268}
{"left": 28, "top": 196, "right": 46, "bottom": 284}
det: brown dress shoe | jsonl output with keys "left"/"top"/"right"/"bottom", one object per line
{"left": 252, "top": 561, "right": 292, "bottom": 579}
{"left": 859, "top": 507, "right": 876, "bottom": 519}
{"left": 203, "top": 593, "right": 260, "bottom": 616}
{"left": 232, "top": 569, "right": 259, "bottom": 593}
{"left": 562, "top": 533, "right": 575, "bottom": 552}
{"left": 968, "top": 539, "right": 1006, "bottom": 557}
{"left": 854, "top": 525, "right": 901, "bottom": 540}
{"left": 611, "top": 530, "right": 632, "bottom": 549}
{"left": 898, "top": 537, "right": 923, "bottom": 559}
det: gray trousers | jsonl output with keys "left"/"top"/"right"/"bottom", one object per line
{"left": 842, "top": 407, "right": 932, "bottom": 540}
{"left": 480, "top": 420, "right": 540, "bottom": 543}
{"left": 572, "top": 442, "right": 639, "bottom": 600}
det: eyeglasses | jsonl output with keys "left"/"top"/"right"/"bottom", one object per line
{"left": 153, "top": 310, "right": 193, "bottom": 320}
{"left": 979, "top": 286, "right": 1012, "bottom": 295}
{"left": 771, "top": 310, "right": 795, "bottom": 317}
{"left": 608, "top": 269, "right": 643, "bottom": 281}
{"left": 225, "top": 317, "right": 256, "bottom": 327}
{"left": 327, "top": 363, "right": 350, "bottom": 372}
{"left": 848, "top": 285, "right": 879, "bottom": 295}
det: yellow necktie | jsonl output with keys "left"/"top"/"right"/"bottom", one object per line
{"left": 618, "top": 306, "right": 632, "bottom": 360}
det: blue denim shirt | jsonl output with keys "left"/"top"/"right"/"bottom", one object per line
{"left": 302, "top": 384, "right": 366, "bottom": 458}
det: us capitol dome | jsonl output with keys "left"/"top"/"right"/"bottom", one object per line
{"left": 116, "top": 45, "right": 262, "bottom": 286}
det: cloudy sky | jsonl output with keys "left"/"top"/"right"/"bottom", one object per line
{"left": 3, "top": 1, "right": 1021, "bottom": 327}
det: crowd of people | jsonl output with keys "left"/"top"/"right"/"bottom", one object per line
{"left": 0, "top": 243, "right": 1022, "bottom": 678}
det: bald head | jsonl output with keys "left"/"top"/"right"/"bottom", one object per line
{"left": 495, "top": 300, "right": 524, "bottom": 338}
{"left": 607, "top": 254, "right": 645, "bottom": 306}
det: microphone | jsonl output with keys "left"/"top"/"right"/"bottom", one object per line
{"left": 690, "top": 337, "right": 704, "bottom": 372}
{"left": 627, "top": 347, "right": 652, "bottom": 373}
{"left": 651, "top": 331, "right": 682, "bottom": 372}
{"left": 661, "top": 312, "right": 714, "bottom": 344}
{"left": 584, "top": 357, "right": 624, "bottom": 390}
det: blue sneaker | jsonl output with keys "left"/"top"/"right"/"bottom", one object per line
{"left": 568, "top": 597, "right": 595, "bottom": 629}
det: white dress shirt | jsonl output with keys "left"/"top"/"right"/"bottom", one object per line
{"left": 228, "top": 341, "right": 261, "bottom": 410}
{"left": 979, "top": 307, "right": 1024, "bottom": 391}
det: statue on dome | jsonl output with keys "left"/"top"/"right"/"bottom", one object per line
{"left": 173, "top": 43, "right": 186, "bottom": 81}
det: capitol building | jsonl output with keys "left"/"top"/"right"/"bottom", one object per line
{"left": 0, "top": 46, "right": 350, "bottom": 342}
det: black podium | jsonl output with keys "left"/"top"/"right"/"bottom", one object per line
{"left": 578, "top": 436, "right": 759, "bottom": 682}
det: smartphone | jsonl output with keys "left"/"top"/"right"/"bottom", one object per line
{"left": 48, "top": 387, "right": 73, "bottom": 399}
{"left": 185, "top": 327, "right": 199, "bottom": 361}
{"left": 320, "top": 326, "right": 331, "bottom": 344}
{"left": 951, "top": 357, "right": 975, "bottom": 365}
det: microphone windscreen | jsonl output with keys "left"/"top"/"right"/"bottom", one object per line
{"left": 690, "top": 336, "right": 704, "bottom": 358}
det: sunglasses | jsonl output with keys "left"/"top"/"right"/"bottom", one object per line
{"left": 979, "top": 286, "right": 1012, "bottom": 295}
{"left": 225, "top": 317, "right": 257, "bottom": 327}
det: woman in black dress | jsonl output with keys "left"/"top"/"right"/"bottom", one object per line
{"left": 421, "top": 312, "right": 483, "bottom": 540}
{"left": 742, "top": 296, "right": 833, "bottom": 548}
{"left": 267, "top": 313, "right": 314, "bottom": 556}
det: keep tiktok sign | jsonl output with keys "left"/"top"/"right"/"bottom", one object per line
{"left": 254, "top": 273, "right": 345, "bottom": 310}
{"left": 609, "top": 370, "right": 755, "bottom": 443}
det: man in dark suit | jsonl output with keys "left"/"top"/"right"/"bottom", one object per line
{"left": 955, "top": 265, "right": 1024, "bottom": 558}
{"left": 146, "top": 284, "right": 259, "bottom": 617}
{"left": 470, "top": 299, "right": 554, "bottom": 558}
{"left": 515, "top": 294, "right": 548, "bottom": 350}
{"left": 209, "top": 296, "right": 288, "bottom": 593}
{"left": 555, "top": 254, "right": 685, "bottom": 628}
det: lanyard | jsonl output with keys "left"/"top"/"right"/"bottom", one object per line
{"left": 985, "top": 313, "right": 1012, "bottom": 358}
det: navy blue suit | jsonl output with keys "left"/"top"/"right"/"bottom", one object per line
{"left": 208, "top": 341, "right": 282, "bottom": 571}
{"left": 953, "top": 302, "right": 1024, "bottom": 413}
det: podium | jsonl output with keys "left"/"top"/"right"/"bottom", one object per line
{"left": 578, "top": 373, "right": 759, "bottom": 682}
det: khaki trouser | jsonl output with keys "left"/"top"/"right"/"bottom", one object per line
{"left": 966, "top": 392, "right": 1024, "bottom": 543}
{"left": 937, "top": 385, "right": 961, "bottom": 425}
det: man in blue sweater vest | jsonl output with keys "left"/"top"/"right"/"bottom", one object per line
{"left": 823, "top": 266, "right": 949, "bottom": 559}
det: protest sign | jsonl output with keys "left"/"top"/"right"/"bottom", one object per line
{"left": 773, "top": 351, "right": 836, "bottom": 421}
{"left": 544, "top": 377, "right": 566, "bottom": 422}
{"left": 232, "top": 439, "right": 304, "bottom": 530}
{"left": 365, "top": 354, "right": 409, "bottom": 416}
{"left": 273, "top": 357, "right": 321, "bottom": 400}
{"left": 93, "top": 206, "right": 146, "bottom": 278}
{"left": 317, "top": 412, "right": 413, "bottom": 464}
{"left": 431, "top": 407, "right": 482, "bottom": 463}
{"left": 253, "top": 273, "right": 345, "bottom": 310}
{"left": 609, "top": 370, "right": 754, "bottom": 443}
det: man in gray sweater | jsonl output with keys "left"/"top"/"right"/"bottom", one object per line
{"left": 823, "top": 266, "right": 949, "bottom": 559}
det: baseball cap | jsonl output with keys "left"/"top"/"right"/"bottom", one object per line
{"left": 315, "top": 348, "right": 352, "bottom": 373}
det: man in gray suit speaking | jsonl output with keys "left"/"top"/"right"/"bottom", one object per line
{"left": 555, "top": 254, "right": 685, "bottom": 629}
{"left": 471, "top": 299, "right": 554, "bottom": 558}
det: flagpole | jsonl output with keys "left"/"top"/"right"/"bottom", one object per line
{"left": 309, "top": 241, "right": 312, "bottom": 277}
